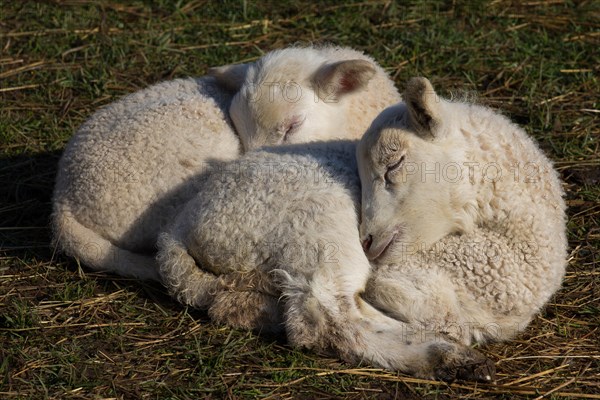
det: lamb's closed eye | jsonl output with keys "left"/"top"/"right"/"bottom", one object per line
{"left": 384, "top": 155, "right": 405, "bottom": 185}
{"left": 281, "top": 115, "right": 305, "bottom": 142}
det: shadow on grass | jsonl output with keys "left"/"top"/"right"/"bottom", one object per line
{"left": 0, "top": 150, "right": 60, "bottom": 253}
{"left": 0, "top": 149, "right": 193, "bottom": 311}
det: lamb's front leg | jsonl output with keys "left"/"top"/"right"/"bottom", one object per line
{"left": 364, "top": 263, "right": 471, "bottom": 345}
{"left": 364, "top": 225, "right": 561, "bottom": 345}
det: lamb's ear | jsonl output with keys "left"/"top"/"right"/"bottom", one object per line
{"left": 404, "top": 77, "right": 443, "bottom": 139}
{"left": 312, "top": 59, "right": 376, "bottom": 100}
{"left": 208, "top": 63, "right": 250, "bottom": 92}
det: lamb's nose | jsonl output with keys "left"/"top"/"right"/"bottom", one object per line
{"left": 361, "top": 235, "right": 373, "bottom": 252}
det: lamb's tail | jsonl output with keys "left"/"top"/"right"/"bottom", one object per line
{"left": 52, "top": 207, "right": 160, "bottom": 281}
{"left": 157, "top": 233, "right": 284, "bottom": 333}
{"left": 276, "top": 268, "right": 496, "bottom": 382}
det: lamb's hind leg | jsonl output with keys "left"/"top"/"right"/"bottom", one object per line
{"left": 208, "top": 271, "right": 285, "bottom": 334}
{"left": 277, "top": 249, "right": 495, "bottom": 382}
{"left": 157, "top": 233, "right": 282, "bottom": 332}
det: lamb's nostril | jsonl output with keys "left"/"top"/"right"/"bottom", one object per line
{"left": 362, "top": 235, "right": 373, "bottom": 252}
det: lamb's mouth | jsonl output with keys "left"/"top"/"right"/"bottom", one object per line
{"left": 367, "top": 232, "right": 399, "bottom": 261}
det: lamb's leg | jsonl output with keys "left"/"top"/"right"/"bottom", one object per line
{"left": 157, "top": 233, "right": 282, "bottom": 332}
{"left": 208, "top": 264, "right": 284, "bottom": 333}
{"left": 364, "top": 225, "right": 560, "bottom": 345}
{"left": 277, "top": 249, "right": 495, "bottom": 382}
{"left": 53, "top": 207, "right": 161, "bottom": 281}
{"left": 364, "top": 264, "right": 470, "bottom": 345}
{"left": 209, "top": 291, "right": 284, "bottom": 334}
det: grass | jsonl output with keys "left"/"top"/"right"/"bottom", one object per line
{"left": 1, "top": 0, "right": 598, "bottom": 398}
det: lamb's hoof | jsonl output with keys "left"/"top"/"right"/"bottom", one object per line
{"left": 428, "top": 343, "right": 496, "bottom": 383}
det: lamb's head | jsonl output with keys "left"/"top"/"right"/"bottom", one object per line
{"left": 357, "top": 77, "right": 476, "bottom": 264}
{"left": 210, "top": 47, "right": 377, "bottom": 150}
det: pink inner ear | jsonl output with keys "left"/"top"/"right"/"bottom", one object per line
{"left": 339, "top": 75, "right": 357, "bottom": 93}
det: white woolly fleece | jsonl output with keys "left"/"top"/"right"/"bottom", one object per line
{"left": 52, "top": 77, "right": 241, "bottom": 281}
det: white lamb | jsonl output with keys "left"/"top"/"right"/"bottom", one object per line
{"left": 357, "top": 77, "right": 567, "bottom": 344}
{"left": 52, "top": 45, "right": 400, "bottom": 281}
{"left": 52, "top": 77, "right": 240, "bottom": 281}
{"left": 210, "top": 44, "right": 401, "bottom": 150}
{"left": 157, "top": 77, "right": 566, "bottom": 380}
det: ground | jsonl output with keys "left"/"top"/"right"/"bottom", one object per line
{"left": 0, "top": 1, "right": 598, "bottom": 399}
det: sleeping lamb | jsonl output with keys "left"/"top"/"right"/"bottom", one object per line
{"left": 52, "top": 77, "right": 239, "bottom": 282}
{"left": 357, "top": 77, "right": 567, "bottom": 344}
{"left": 210, "top": 44, "right": 401, "bottom": 150}
{"left": 157, "top": 77, "right": 566, "bottom": 380}
{"left": 52, "top": 45, "right": 400, "bottom": 281}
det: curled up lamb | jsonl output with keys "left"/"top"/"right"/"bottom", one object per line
{"left": 356, "top": 77, "right": 567, "bottom": 345}
{"left": 157, "top": 77, "right": 566, "bottom": 380}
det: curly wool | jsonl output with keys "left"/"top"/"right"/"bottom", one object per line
{"left": 52, "top": 77, "right": 241, "bottom": 281}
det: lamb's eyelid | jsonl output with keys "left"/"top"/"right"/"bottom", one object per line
{"left": 387, "top": 154, "right": 405, "bottom": 171}
{"left": 278, "top": 115, "right": 305, "bottom": 130}
{"left": 382, "top": 155, "right": 405, "bottom": 186}
{"left": 288, "top": 120, "right": 301, "bottom": 130}
{"left": 290, "top": 114, "right": 306, "bottom": 126}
